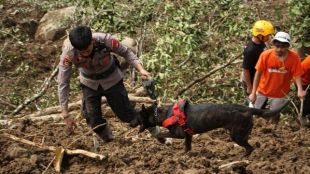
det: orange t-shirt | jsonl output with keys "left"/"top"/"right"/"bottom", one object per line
{"left": 301, "top": 55, "right": 310, "bottom": 86}
{"left": 255, "top": 48, "right": 303, "bottom": 98}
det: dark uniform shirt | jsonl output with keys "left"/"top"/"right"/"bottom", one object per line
{"left": 242, "top": 39, "right": 266, "bottom": 83}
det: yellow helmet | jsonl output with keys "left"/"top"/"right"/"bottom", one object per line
{"left": 252, "top": 20, "right": 274, "bottom": 36}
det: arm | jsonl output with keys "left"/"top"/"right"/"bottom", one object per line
{"left": 58, "top": 64, "right": 72, "bottom": 116}
{"left": 249, "top": 71, "right": 262, "bottom": 103}
{"left": 243, "top": 68, "right": 253, "bottom": 93}
{"left": 58, "top": 40, "right": 74, "bottom": 117}
{"left": 96, "top": 33, "right": 151, "bottom": 79}
{"left": 295, "top": 76, "right": 306, "bottom": 99}
{"left": 58, "top": 45, "right": 77, "bottom": 133}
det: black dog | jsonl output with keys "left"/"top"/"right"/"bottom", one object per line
{"left": 137, "top": 101, "right": 287, "bottom": 156}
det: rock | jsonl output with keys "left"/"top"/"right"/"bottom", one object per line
{"left": 35, "top": 6, "right": 76, "bottom": 42}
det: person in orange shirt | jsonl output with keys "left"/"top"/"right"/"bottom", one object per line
{"left": 300, "top": 55, "right": 310, "bottom": 126}
{"left": 249, "top": 32, "right": 306, "bottom": 123}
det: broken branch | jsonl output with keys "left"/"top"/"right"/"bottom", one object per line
{"left": 10, "top": 67, "right": 59, "bottom": 116}
{"left": 175, "top": 53, "right": 242, "bottom": 98}
{"left": 1, "top": 132, "right": 107, "bottom": 160}
{"left": 219, "top": 160, "right": 250, "bottom": 169}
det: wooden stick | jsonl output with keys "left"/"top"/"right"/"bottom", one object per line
{"left": 219, "top": 160, "right": 250, "bottom": 169}
{"left": 67, "top": 123, "right": 107, "bottom": 148}
{"left": 42, "top": 156, "right": 55, "bottom": 174}
{"left": 1, "top": 132, "right": 107, "bottom": 160}
{"left": 10, "top": 67, "right": 59, "bottom": 116}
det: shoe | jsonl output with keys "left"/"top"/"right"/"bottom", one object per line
{"left": 98, "top": 124, "right": 114, "bottom": 142}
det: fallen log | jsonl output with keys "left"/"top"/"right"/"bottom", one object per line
{"left": 14, "top": 94, "right": 155, "bottom": 119}
{"left": 0, "top": 111, "right": 79, "bottom": 127}
{"left": 1, "top": 132, "right": 107, "bottom": 160}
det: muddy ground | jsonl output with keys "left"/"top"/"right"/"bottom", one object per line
{"left": 0, "top": 0, "right": 309, "bottom": 174}
{"left": 0, "top": 115, "right": 309, "bottom": 174}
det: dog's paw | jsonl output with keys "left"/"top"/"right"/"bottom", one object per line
{"left": 165, "top": 138, "right": 173, "bottom": 145}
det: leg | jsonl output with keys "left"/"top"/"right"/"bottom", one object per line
{"left": 241, "top": 80, "right": 250, "bottom": 106}
{"left": 302, "top": 88, "right": 310, "bottom": 116}
{"left": 231, "top": 114, "right": 254, "bottom": 156}
{"left": 104, "top": 80, "right": 136, "bottom": 123}
{"left": 254, "top": 92, "right": 268, "bottom": 109}
{"left": 185, "top": 134, "right": 192, "bottom": 152}
{"left": 301, "top": 89, "right": 310, "bottom": 126}
{"left": 81, "top": 84, "right": 113, "bottom": 142}
{"left": 147, "top": 126, "right": 166, "bottom": 143}
{"left": 269, "top": 97, "right": 288, "bottom": 125}
{"left": 104, "top": 80, "right": 165, "bottom": 140}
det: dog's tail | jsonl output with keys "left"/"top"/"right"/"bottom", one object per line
{"left": 248, "top": 100, "right": 289, "bottom": 118}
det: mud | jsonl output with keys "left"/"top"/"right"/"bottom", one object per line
{"left": 0, "top": 115, "right": 309, "bottom": 174}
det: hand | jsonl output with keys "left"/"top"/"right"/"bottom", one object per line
{"left": 62, "top": 110, "right": 77, "bottom": 134}
{"left": 64, "top": 117, "right": 77, "bottom": 134}
{"left": 248, "top": 93, "right": 256, "bottom": 104}
{"left": 139, "top": 69, "right": 151, "bottom": 80}
{"left": 298, "top": 89, "right": 306, "bottom": 100}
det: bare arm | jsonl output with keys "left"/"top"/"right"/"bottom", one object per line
{"left": 243, "top": 68, "right": 253, "bottom": 93}
{"left": 295, "top": 76, "right": 306, "bottom": 99}
{"left": 249, "top": 71, "right": 262, "bottom": 103}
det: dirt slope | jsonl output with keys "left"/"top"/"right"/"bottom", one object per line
{"left": 0, "top": 115, "right": 309, "bottom": 174}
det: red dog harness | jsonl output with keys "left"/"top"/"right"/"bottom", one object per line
{"left": 162, "top": 99, "right": 194, "bottom": 135}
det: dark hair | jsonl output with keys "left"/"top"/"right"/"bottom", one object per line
{"left": 69, "top": 26, "right": 92, "bottom": 50}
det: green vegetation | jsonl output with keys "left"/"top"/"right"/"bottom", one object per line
{"left": 288, "top": 0, "right": 310, "bottom": 48}
{"left": 1, "top": 0, "right": 309, "bottom": 116}
{"left": 73, "top": 0, "right": 254, "bottom": 103}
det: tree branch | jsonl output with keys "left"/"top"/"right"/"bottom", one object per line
{"left": 175, "top": 53, "right": 242, "bottom": 98}
{"left": 9, "top": 67, "right": 59, "bottom": 116}
{"left": 1, "top": 132, "right": 107, "bottom": 160}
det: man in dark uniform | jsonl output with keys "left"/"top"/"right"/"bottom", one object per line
{"left": 58, "top": 26, "right": 150, "bottom": 141}
{"left": 242, "top": 20, "right": 274, "bottom": 106}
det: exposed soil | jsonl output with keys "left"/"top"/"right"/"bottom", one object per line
{"left": 0, "top": 115, "right": 309, "bottom": 174}
{"left": 1, "top": 0, "right": 309, "bottom": 174}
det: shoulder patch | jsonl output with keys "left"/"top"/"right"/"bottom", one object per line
{"left": 111, "top": 39, "right": 119, "bottom": 49}
{"left": 63, "top": 55, "right": 72, "bottom": 66}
